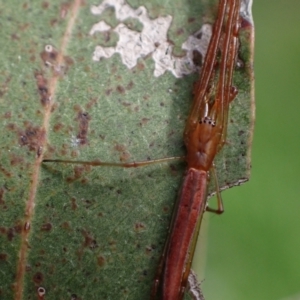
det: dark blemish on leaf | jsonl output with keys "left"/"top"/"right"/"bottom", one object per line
{"left": 66, "top": 165, "right": 90, "bottom": 183}
{"left": 169, "top": 164, "right": 179, "bottom": 176}
{"left": 3, "top": 111, "right": 12, "bottom": 118}
{"left": 176, "top": 28, "right": 184, "bottom": 35}
{"left": 70, "top": 197, "right": 78, "bottom": 210}
{"left": 116, "top": 85, "right": 125, "bottom": 94}
{"left": 238, "top": 130, "right": 245, "bottom": 136}
{"left": 10, "top": 33, "right": 18, "bottom": 40}
{"left": 10, "top": 154, "right": 24, "bottom": 166}
{"left": 40, "top": 45, "right": 73, "bottom": 75}
{"left": 114, "top": 143, "right": 131, "bottom": 162}
{"left": 85, "top": 97, "right": 97, "bottom": 110}
{"left": 0, "top": 227, "right": 6, "bottom": 235}
{"left": 61, "top": 221, "right": 71, "bottom": 230}
{"left": 192, "top": 50, "right": 203, "bottom": 67}
{"left": 97, "top": 255, "right": 106, "bottom": 267}
{"left": 121, "top": 101, "right": 131, "bottom": 107}
{"left": 25, "top": 265, "right": 32, "bottom": 272}
{"left": 53, "top": 122, "right": 63, "bottom": 132}
{"left": 0, "top": 253, "right": 8, "bottom": 261}
{"left": 40, "top": 45, "right": 58, "bottom": 68}
{"left": 75, "top": 110, "right": 91, "bottom": 146}
{"left": 0, "top": 165, "right": 11, "bottom": 178}
{"left": 82, "top": 230, "right": 97, "bottom": 249}
{"left": 126, "top": 81, "right": 134, "bottom": 90}
{"left": 42, "top": 2, "right": 49, "bottom": 9}
{"left": 105, "top": 88, "right": 112, "bottom": 96}
{"left": 145, "top": 245, "right": 154, "bottom": 255}
{"left": 139, "top": 118, "right": 150, "bottom": 127}
{"left": 108, "top": 239, "right": 117, "bottom": 252}
{"left": 33, "top": 272, "right": 44, "bottom": 284}
{"left": 0, "top": 76, "right": 11, "bottom": 97}
{"left": 0, "top": 188, "right": 5, "bottom": 207}
{"left": 18, "top": 123, "right": 46, "bottom": 153}
{"left": 50, "top": 18, "right": 58, "bottom": 27}
{"left": 163, "top": 205, "right": 170, "bottom": 213}
{"left": 71, "top": 150, "right": 79, "bottom": 158}
{"left": 7, "top": 223, "right": 22, "bottom": 241}
{"left": 188, "top": 17, "right": 195, "bottom": 23}
{"left": 134, "top": 222, "right": 146, "bottom": 233}
{"left": 136, "top": 62, "right": 145, "bottom": 72}
{"left": 40, "top": 223, "right": 52, "bottom": 232}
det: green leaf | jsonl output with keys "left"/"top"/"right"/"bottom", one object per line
{"left": 0, "top": 0, "right": 254, "bottom": 299}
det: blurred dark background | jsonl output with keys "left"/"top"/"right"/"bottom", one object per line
{"left": 199, "top": 1, "right": 300, "bottom": 299}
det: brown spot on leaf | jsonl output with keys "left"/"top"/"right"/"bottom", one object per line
{"left": 40, "top": 45, "right": 58, "bottom": 68}
{"left": 33, "top": 272, "right": 44, "bottom": 284}
{"left": 0, "top": 227, "right": 6, "bottom": 235}
{"left": 126, "top": 81, "right": 134, "bottom": 90}
{"left": 114, "top": 143, "right": 131, "bottom": 162}
{"left": 40, "top": 45, "right": 73, "bottom": 75}
{"left": 176, "top": 28, "right": 184, "bottom": 35}
{"left": 0, "top": 188, "right": 5, "bottom": 206}
{"left": 105, "top": 88, "right": 112, "bottom": 96}
{"left": 75, "top": 110, "right": 91, "bottom": 146}
{"left": 71, "top": 294, "right": 78, "bottom": 300}
{"left": 0, "top": 253, "right": 8, "bottom": 261}
{"left": 116, "top": 85, "right": 125, "bottom": 94}
{"left": 134, "top": 222, "right": 146, "bottom": 233}
{"left": 40, "top": 223, "right": 52, "bottom": 232}
{"left": 10, "top": 154, "right": 24, "bottom": 166}
{"left": 139, "top": 118, "right": 150, "bottom": 127}
{"left": 61, "top": 221, "right": 71, "bottom": 230}
{"left": 0, "top": 165, "right": 11, "bottom": 178}
{"left": 66, "top": 165, "right": 90, "bottom": 183}
{"left": 18, "top": 123, "right": 46, "bottom": 153}
{"left": 42, "top": 2, "right": 49, "bottom": 9}
{"left": 53, "top": 122, "right": 63, "bottom": 132}
{"left": 85, "top": 97, "right": 97, "bottom": 110}
{"left": 70, "top": 197, "right": 78, "bottom": 210}
{"left": 97, "top": 255, "right": 106, "bottom": 267}
{"left": 3, "top": 111, "right": 12, "bottom": 119}
{"left": 163, "top": 205, "right": 170, "bottom": 213}
{"left": 7, "top": 223, "right": 22, "bottom": 241}
{"left": 82, "top": 230, "right": 97, "bottom": 249}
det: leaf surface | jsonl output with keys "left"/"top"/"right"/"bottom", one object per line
{"left": 0, "top": 0, "right": 254, "bottom": 299}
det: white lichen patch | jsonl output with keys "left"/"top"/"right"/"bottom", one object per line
{"left": 89, "top": 0, "right": 252, "bottom": 78}
{"left": 89, "top": 0, "right": 212, "bottom": 78}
